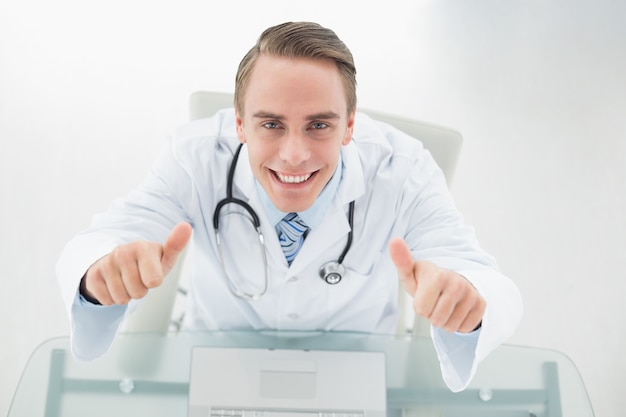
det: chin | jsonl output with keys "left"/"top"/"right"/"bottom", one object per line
{"left": 275, "top": 201, "right": 313, "bottom": 213}
{"left": 269, "top": 186, "right": 319, "bottom": 214}
{"left": 271, "top": 194, "right": 317, "bottom": 213}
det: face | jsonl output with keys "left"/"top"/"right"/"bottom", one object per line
{"left": 236, "top": 54, "right": 355, "bottom": 213}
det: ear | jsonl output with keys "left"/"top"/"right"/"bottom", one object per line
{"left": 235, "top": 109, "right": 246, "bottom": 143}
{"left": 342, "top": 111, "right": 356, "bottom": 146}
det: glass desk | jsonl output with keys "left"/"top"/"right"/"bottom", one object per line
{"left": 8, "top": 331, "right": 594, "bottom": 417}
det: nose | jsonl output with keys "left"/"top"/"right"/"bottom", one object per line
{"left": 279, "top": 131, "right": 311, "bottom": 166}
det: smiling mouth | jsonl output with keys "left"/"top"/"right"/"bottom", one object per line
{"left": 273, "top": 171, "right": 315, "bottom": 184}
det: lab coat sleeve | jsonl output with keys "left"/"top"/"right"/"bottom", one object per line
{"left": 56, "top": 135, "right": 195, "bottom": 361}
{"left": 56, "top": 232, "right": 131, "bottom": 360}
{"left": 400, "top": 148, "right": 523, "bottom": 392}
{"left": 430, "top": 267, "right": 522, "bottom": 391}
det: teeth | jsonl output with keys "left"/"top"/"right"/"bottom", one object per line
{"left": 275, "top": 172, "right": 312, "bottom": 184}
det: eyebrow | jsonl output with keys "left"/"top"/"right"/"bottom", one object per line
{"left": 252, "top": 111, "right": 341, "bottom": 121}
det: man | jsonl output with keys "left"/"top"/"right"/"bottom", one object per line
{"left": 57, "top": 21, "right": 522, "bottom": 392}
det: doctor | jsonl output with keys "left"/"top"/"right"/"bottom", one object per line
{"left": 56, "top": 21, "right": 522, "bottom": 392}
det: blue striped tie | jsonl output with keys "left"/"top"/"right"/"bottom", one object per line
{"left": 277, "top": 213, "right": 309, "bottom": 265}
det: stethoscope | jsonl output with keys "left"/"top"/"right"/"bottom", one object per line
{"left": 213, "top": 143, "right": 354, "bottom": 300}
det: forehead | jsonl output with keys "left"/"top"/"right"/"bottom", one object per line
{"left": 242, "top": 54, "right": 348, "bottom": 116}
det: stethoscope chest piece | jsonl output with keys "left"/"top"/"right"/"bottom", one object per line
{"left": 319, "top": 261, "right": 346, "bottom": 285}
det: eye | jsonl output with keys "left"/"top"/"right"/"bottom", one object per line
{"left": 262, "top": 121, "right": 280, "bottom": 129}
{"left": 310, "top": 122, "right": 328, "bottom": 130}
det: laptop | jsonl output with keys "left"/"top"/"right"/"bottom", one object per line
{"left": 188, "top": 346, "right": 387, "bottom": 417}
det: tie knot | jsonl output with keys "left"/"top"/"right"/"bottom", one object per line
{"left": 277, "top": 213, "right": 309, "bottom": 265}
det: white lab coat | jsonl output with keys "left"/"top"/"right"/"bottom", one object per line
{"left": 56, "top": 110, "right": 522, "bottom": 392}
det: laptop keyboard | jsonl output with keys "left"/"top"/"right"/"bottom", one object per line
{"left": 210, "top": 409, "right": 364, "bottom": 417}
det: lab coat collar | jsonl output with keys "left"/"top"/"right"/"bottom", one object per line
{"left": 336, "top": 140, "right": 365, "bottom": 204}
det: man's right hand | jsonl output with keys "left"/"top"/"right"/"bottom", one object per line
{"left": 79, "top": 222, "right": 192, "bottom": 306}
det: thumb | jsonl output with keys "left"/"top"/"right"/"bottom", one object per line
{"left": 161, "top": 222, "right": 192, "bottom": 274}
{"left": 389, "top": 237, "right": 417, "bottom": 296}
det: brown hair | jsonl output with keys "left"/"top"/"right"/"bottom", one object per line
{"left": 234, "top": 22, "right": 357, "bottom": 115}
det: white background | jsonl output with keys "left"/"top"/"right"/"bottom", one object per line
{"left": 1, "top": 1, "right": 624, "bottom": 416}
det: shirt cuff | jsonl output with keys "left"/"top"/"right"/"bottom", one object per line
{"left": 71, "top": 290, "right": 127, "bottom": 361}
{"left": 431, "top": 325, "right": 481, "bottom": 392}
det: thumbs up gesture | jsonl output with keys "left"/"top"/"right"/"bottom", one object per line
{"left": 80, "top": 222, "right": 192, "bottom": 306}
{"left": 389, "top": 237, "right": 485, "bottom": 333}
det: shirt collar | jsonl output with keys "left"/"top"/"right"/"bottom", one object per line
{"left": 256, "top": 151, "right": 344, "bottom": 230}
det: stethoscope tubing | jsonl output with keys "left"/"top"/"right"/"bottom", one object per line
{"left": 213, "top": 143, "right": 354, "bottom": 297}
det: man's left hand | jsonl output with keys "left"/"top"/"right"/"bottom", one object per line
{"left": 389, "top": 237, "right": 485, "bottom": 333}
